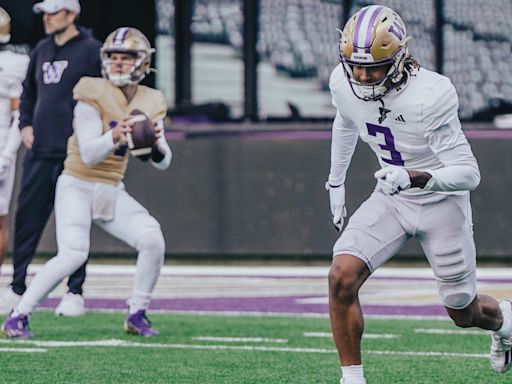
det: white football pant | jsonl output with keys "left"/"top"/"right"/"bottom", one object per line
{"left": 16, "top": 174, "right": 165, "bottom": 315}
{"left": 334, "top": 190, "right": 476, "bottom": 310}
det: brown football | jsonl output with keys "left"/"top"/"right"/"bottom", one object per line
{"left": 126, "top": 109, "right": 156, "bottom": 157}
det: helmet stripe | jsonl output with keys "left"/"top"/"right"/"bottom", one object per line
{"left": 113, "top": 27, "right": 129, "bottom": 45}
{"left": 353, "top": 6, "right": 369, "bottom": 54}
{"left": 364, "top": 6, "right": 384, "bottom": 53}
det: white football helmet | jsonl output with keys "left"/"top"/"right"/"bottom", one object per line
{"left": 0, "top": 7, "right": 11, "bottom": 44}
{"left": 339, "top": 5, "right": 411, "bottom": 101}
{"left": 101, "top": 27, "right": 155, "bottom": 87}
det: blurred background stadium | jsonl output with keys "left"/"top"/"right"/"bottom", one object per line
{"left": 2, "top": 0, "right": 512, "bottom": 262}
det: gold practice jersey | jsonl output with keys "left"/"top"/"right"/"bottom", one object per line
{"left": 64, "top": 77, "right": 167, "bottom": 185}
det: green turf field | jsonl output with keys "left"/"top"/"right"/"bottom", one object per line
{"left": 0, "top": 312, "right": 510, "bottom": 383}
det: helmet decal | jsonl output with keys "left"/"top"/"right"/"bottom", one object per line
{"left": 388, "top": 19, "right": 406, "bottom": 41}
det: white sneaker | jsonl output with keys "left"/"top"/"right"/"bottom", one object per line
{"left": 0, "top": 287, "right": 22, "bottom": 315}
{"left": 490, "top": 300, "right": 512, "bottom": 373}
{"left": 55, "top": 293, "right": 86, "bottom": 317}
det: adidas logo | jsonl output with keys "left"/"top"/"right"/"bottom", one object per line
{"left": 394, "top": 114, "right": 406, "bottom": 123}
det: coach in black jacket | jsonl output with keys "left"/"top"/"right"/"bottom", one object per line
{"left": 0, "top": 0, "right": 101, "bottom": 316}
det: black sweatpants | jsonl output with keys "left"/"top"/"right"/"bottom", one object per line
{"left": 11, "top": 151, "right": 87, "bottom": 295}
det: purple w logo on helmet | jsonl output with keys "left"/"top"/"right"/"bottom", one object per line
{"left": 388, "top": 20, "right": 406, "bottom": 41}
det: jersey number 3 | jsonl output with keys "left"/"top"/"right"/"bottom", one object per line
{"left": 366, "top": 123, "right": 404, "bottom": 166}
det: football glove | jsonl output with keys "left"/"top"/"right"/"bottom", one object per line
{"left": 0, "top": 155, "right": 11, "bottom": 181}
{"left": 374, "top": 166, "right": 411, "bottom": 195}
{"left": 325, "top": 182, "right": 347, "bottom": 231}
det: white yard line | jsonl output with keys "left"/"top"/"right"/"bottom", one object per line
{"left": 0, "top": 339, "right": 490, "bottom": 359}
{"left": 304, "top": 332, "right": 398, "bottom": 339}
{"left": 303, "top": 332, "right": 332, "bottom": 338}
{"left": 0, "top": 339, "right": 333, "bottom": 354}
{"left": 0, "top": 347, "right": 47, "bottom": 353}
{"left": 192, "top": 336, "right": 288, "bottom": 343}
{"left": 0, "top": 339, "right": 133, "bottom": 347}
{"left": 414, "top": 328, "right": 490, "bottom": 336}
{"left": 367, "top": 350, "right": 488, "bottom": 359}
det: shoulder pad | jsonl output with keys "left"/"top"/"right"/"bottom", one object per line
{"left": 423, "top": 77, "right": 459, "bottom": 132}
{"left": 138, "top": 85, "right": 168, "bottom": 121}
{"left": 73, "top": 77, "right": 108, "bottom": 104}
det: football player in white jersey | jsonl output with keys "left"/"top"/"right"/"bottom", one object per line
{"left": 0, "top": 7, "right": 29, "bottom": 272}
{"left": 326, "top": 6, "right": 512, "bottom": 384}
{"left": 2, "top": 27, "right": 171, "bottom": 338}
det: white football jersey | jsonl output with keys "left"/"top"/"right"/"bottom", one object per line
{"left": 329, "top": 64, "right": 477, "bottom": 195}
{"left": 0, "top": 50, "right": 29, "bottom": 143}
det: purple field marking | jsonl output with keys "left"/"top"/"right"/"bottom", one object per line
{"left": 17, "top": 269, "right": 509, "bottom": 317}
{"left": 39, "top": 296, "right": 448, "bottom": 317}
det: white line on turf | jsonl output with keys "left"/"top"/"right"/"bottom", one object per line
{"left": 0, "top": 339, "right": 490, "bottom": 359}
{"left": 0, "top": 339, "right": 334, "bottom": 353}
{"left": 0, "top": 347, "right": 47, "bottom": 353}
{"left": 303, "top": 332, "right": 332, "bottom": 338}
{"left": 193, "top": 336, "right": 288, "bottom": 343}
{"left": 304, "top": 332, "right": 399, "bottom": 339}
{"left": 367, "top": 350, "right": 488, "bottom": 359}
{"left": 414, "top": 328, "right": 490, "bottom": 336}
{"left": 0, "top": 339, "right": 133, "bottom": 347}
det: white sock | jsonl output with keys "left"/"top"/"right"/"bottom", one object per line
{"left": 497, "top": 302, "right": 512, "bottom": 339}
{"left": 128, "top": 295, "right": 149, "bottom": 315}
{"left": 129, "top": 230, "right": 164, "bottom": 315}
{"left": 341, "top": 365, "right": 365, "bottom": 383}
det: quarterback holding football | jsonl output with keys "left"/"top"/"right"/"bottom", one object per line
{"left": 326, "top": 5, "right": 512, "bottom": 383}
{"left": 2, "top": 27, "right": 171, "bottom": 337}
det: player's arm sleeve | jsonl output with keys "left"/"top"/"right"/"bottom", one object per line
{"left": 74, "top": 101, "right": 117, "bottom": 166}
{"left": 150, "top": 120, "right": 172, "bottom": 170}
{"left": 19, "top": 51, "right": 37, "bottom": 129}
{"left": 327, "top": 65, "right": 359, "bottom": 186}
{"left": 422, "top": 79, "right": 480, "bottom": 192}
{"left": 328, "top": 111, "right": 359, "bottom": 186}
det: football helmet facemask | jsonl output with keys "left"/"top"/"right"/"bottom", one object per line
{"left": 339, "top": 5, "right": 411, "bottom": 101}
{"left": 101, "top": 27, "right": 155, "bottom": 87}
{"left": 0, "top": 7, "right": 11, "bottom": 44}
